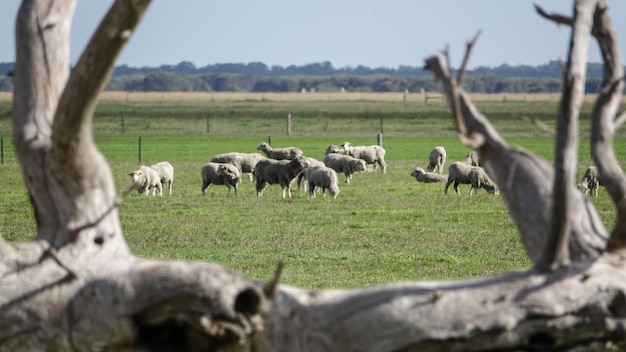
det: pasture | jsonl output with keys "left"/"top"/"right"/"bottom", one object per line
{"left": 0, "top": 93, "right": 623, "bottom": 289}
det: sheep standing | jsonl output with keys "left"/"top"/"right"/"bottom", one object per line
{"left": 469, "top": 167, "right": 499, "bottom": 195}
{"left": 445, "top": 162, "right": 497, "bottom": 195}
{"left": 257, "top": 142, "right": 303, "bottom": 160}
{"left": 306, "top": 165, "right": 340, "bottom": 198}
{"left": 577, "top": 166, "right": 601, "bottom": 197}
{"left": 150, "top": 161, "right": 174, "bottom": 196}
{"left": 323, "top": 153, "right": 367, "bottom": 183}
{"left": 254, "top": 156, "right": 309, "bottom": 198}
{"left": 341, "top": 141, "right": 387, "bottom": 174}
{"left": 211, "top": 152, "right": 266, "bottom": 182}
{"left": 464, "top": 151, "right": 480, "bottom": 166}
{"left": 410, "top": 167, "right": 447, "bottom": 183}
{"left": 201, "top": 162, "right": 241, "bottom": 197}
{"left": 297, "top": 156, "right": 326, "bottom": 191}
{"left": 129, "top": 165, "right": 162, "bottom": 196}
{"left": 426, "top": 146, "right": 447, "bottom": 174}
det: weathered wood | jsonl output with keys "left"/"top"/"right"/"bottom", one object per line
{"left": 3, "top": 0, "right": 626, "bottom": 351}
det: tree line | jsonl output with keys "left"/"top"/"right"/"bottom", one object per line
{"left": 0, "top": 60, "right": 617, "bottom": 94}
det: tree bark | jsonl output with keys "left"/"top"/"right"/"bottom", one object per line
{"left": 3, "top": 0, "right": 626, "bottom": 351}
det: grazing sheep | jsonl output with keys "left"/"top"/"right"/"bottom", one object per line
{"left": 469, "top": 167, "right": 499, "bottom": 195}
{"left": 445, "top": 162, "right": 498, "bottom": 195}
{"left": 297, "top": 156, "right": 326, "bottom": 191}
{"left": 306, "top": 165, "right": 340, "bottom": 198}
{"left": 201, "top": 162, "right": 241, "bottom": 197}
{"left": 410, "top": 167, "right": 447, "bottom": 183}
{"left": 323, "top": 153, "right": 367, "bottom": 183}
{"left": 426, "top": 146, "right": 447, "bottom": 174}
{"left": 150, "top": 161, "right": 174, "bottom": 196}
{"left": 464, "top": 151, "right": 480, "bottom": 166}
{"left": 211, "top": 152, "right": 266, "bottom": 182}
{"left": 255, "top": 156, "right": 309, "bottom": 198}
{"left": 257, "top": 142, "right": 303, "bottom": 160}
{"left": 129, "top": 165, "right": 162, "bottom": 196}
{"left": 577, "top": 166, "right": 601, "bottom": 197}
{"left": 341, "top": 141, "right": 387, "bottom": 174}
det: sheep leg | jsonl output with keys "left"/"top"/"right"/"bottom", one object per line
{"left": 453, "top": 181, "right": 461, "bottom": 195}
{"left": 255, "top": 180, "right": 267, "bottom": 197}
{"left": 379, "top": 160, "right": 387, "bottom": 174}
{"left": 444, "top": 179, "right": 452, "bottom": 195}
{"left": 308, "top": 182, "right": 316, "bottom": 198}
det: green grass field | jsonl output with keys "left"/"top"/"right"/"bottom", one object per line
{"left": 0, "top": 96, "right": 623, "bottom": 289}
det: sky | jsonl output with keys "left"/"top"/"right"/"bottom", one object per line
{"left": 1, "top": 1, "right": 625, "bottom": 70}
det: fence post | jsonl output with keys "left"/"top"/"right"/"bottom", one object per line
{"left": 286, "top": 113, "right": 292, "bottom": 136}
{"left": 380, "top": 116, "right": 384, "bottom": 134}
{"left": 206, "top": 114, "right": 210, "bottom": 133}
{"left": 1, "top": 137, "right": 3, "bottom": 165}
{"left": 138, "top": 137, "right": 142, "bottom": 164}
{"left": 120, "top": 113, "right": 125, "bottom": 133}
{"left": 267, "top": 136, "right": 271, "bottom": 146}
{"left": 377, "top": 133, "right": 383, "bottom": 147}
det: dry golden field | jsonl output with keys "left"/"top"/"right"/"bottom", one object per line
{"left": 1, "top": 91, "right": 620, "bottom": 103}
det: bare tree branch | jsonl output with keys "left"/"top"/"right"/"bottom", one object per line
{"left": 542, "top": 0, "right": 596, "bottom": 270}
{"left": 587, "top": 0, "right": 626, "bottom": 250}
{"left": 456, "top": 30, "right": 481, "bottom": 85}
{"left": 535, "top": 3, "right": 574, "bottom": 26}
{"left": 424, "top": 51, "right": 607, "bottom": 269}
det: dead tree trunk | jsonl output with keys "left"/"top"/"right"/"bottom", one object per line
{"left": 2, "top": 0, "right": 626, "bottom": 351}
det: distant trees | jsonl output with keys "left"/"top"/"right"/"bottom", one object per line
{"left": 0, "top": 59, "right": 619, "bottom": 93}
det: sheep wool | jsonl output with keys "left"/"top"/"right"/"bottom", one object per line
{"left": 201, "top": 162, "right": 241, "bottom": 197}
{"left": 257, "top": 142, "right": 303, "bottom": 160}
{"left": 306, "top": 165, "right": 340, "bottom": 199}
{"left": 255, "top": 156, "right": 309, "bottom": 198}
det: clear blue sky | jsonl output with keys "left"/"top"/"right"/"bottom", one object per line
{"left": 1, "top": 1, "right": 625, "bottom": 69}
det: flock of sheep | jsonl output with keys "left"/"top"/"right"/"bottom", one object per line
{"left": 127, "top": 142, "right": 602, "bottom": 199}
{"left": 127, "top": 141, "right": 387, "bottom": 199}
{"left": 411, "top": 146, "right": 602, "bottom": 198}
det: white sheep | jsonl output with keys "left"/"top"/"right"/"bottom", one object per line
{"left": 445, "top": 162, "right": 498, "bottom": 195}
{"left": 323, "top": 153, "right": 367, "bottom": 183}
{"left": 341, "top": 141, "right": 387, "bottom": 174}
{"left": 577, "top": 166, "right": 601, "bottom": 197}
{"left": 297, "top": 156, "right": 326, "bottom": 191}
{"left": 211, "top": 152, "right": 266, "bottom": 182}
{"left": 129, "top": 165, "right": 162, "bottom": 196}
{"left": 150, "top": 161, "right": 174, "bottom": 196}
{"left": 469, "top": 167, "right": 499, "bottom": 195}
{"left": 254, "top": 156, "right": 309, "bottom": 198}
{"left": 257, "top": 142, "right": 303, "bottom": 160}
{"left": 305, "top": 165, "right": 340, "bottom": 198}
{"left": 410, "top": 167, "right": 447, "bottom": 183}
{"left": 200, "top": 162, "right": 241, "bottom": 197}
{"left": 464, "top": 151, "right": 480, "bottom": 166}
{"left": 426, "top": 146, "right": 446, "bottom": 174}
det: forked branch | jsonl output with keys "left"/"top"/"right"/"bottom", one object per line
{"left": 586, "top": 1, "right": 626, "bottom": 250}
